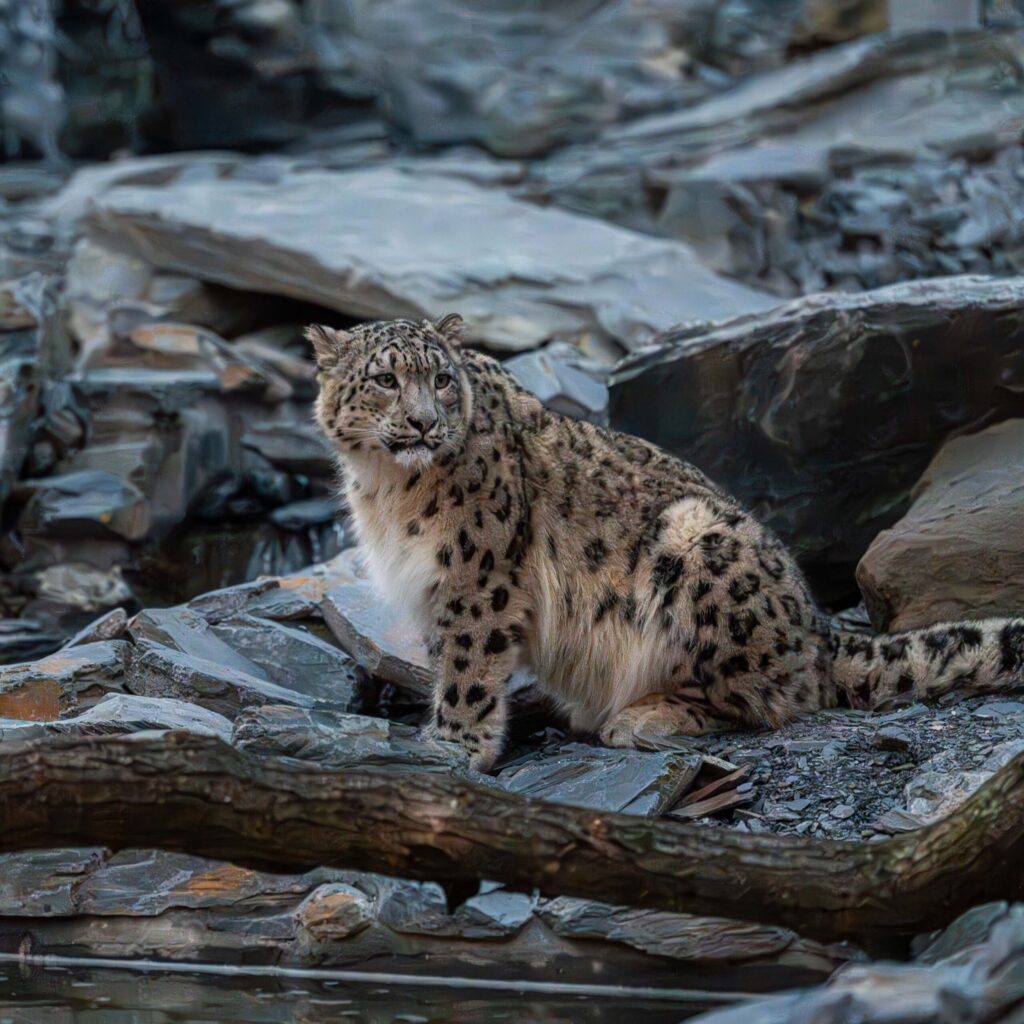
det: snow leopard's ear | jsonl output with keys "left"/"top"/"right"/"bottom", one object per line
{"left": 433, "top": 313, "right": 465, "bottom": 347}
{"left": 304, "top": 324, "right": 350, "bottom": 370}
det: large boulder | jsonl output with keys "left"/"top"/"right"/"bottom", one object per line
{"left": 857, "top": 419, "right": 1024, "bottom": 630}
{"left": 609, "top": 276, "right": 1024, "bottom": 601}
{"left": 83, "top": 165, "right": 774, "bottom": 353}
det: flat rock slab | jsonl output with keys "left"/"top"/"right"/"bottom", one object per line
{"left": 857, "top": 418, "right": 1024, "bottom": 631}
{"left": 320, "top": 550, "right": 433, "bottom": 698}
{"left": 0, "top": 693, "right": 232, "bottom": 744}
{"left": 0, "top": 844, "right": 848, "bottom": 987}
{"left": 610, "top": 275, "right": 1024, "bottom": 599}
{"left": 0, "top": 641, "right": 128, "bottom": 721}
{"left": 84, "top": 166, "right": 774, "bottom": 353}
{"left": 496, "top": 743, "right": 702, "bottom": 816}
{"left": 540, "top": 897, "right": 854, "bottom": 977}
{"left": 125, "top": 643, "right": 319, "bottom": 719}
{"left": 232, "top": 705, "right": 465, "bottom": 771}
{"left": 210, "top": 615, "right": 370, "bottom": 707}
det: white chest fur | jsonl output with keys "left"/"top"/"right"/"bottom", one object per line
{"left": 346, "top": 478, "right": 438, "bottom": 630}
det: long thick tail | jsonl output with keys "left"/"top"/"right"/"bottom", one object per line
{"left": 831, "top": 617, "right": 1024, "bottom": 710}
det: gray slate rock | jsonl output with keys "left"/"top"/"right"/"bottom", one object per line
{"left": 689, "top": 902, "right": 1024, "bottom": 1024}
{"left": 84, "top": 166, "right": 774, "bottom": 353}
{"left": 610, "top": 276, "right": 1024, "bottom": 599}
{"left": 231, "top": 705, "right": 466, "bottom": 771}
{"left": 496, "top": 743, "right": 702, "bottom": 817}
{"left": 0, "top": 640, "right": 128, "bottom": 720}
{"left": 0, "top": 692, "right": 232, "bottom": 744}
{"left": 540, "top": 897, "right": 854, "bottom": 974}
{"left": 503, "top": 349, "right": 609, "bottom": 422}
{"left": 211, "top": 615, "right": 369, "bottom": 707}
{"left": 321, "top": 550, "right": 433, "bottom": 698}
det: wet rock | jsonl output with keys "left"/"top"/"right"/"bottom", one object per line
{"left": 127, "top": 606, "right": 334, "bottom": 716}
{"left": 610, "top": 276, "right": 1024, "bottom": 600}
{"left": 0, "top": 276, "right": 51, "bottom": 517}
{"left": 497, "top": 743, "right": 702, "bottom": 816}
{"left": 241, "top": 421, "right": 334, "bottom": 476}
{"left": 858, "top": 419, "right": 1024, "bottom": 631}
{"left": 75, "top": 850, "right": 315, "bottom": 917}
{"left": 691, "top": 902, "right": 1024, "bottom": 1024}
{"left": 294, "top": 883, "right": 374, "bottom": 942}
{"left": 321, "top": 550, "right": 433, "bottom": 698}
{"left": 32, "top": 563, "right": 133, "bottom": 615}
{"left": 85, "top": 165, "right": 773, "bottom": 353}
{"left": 271, "top": 497, "right": 340, "bottom": 531}
{"left": 871, "top": 725, "right": 913, "bottom": 753}
{"left": 232, "top": 705, "right": 466, "bottom": 771}
{"left": 0, "top": 849, "right": 105, "bottom": 916}
{"left": 0, "top": 641, "right": 128, "bottom": 721}
{"left": 503, "top": 349, "right": 609, "bottom": 423}
{"left": 540, "top": 897, "right": 854, "bottom": 977}
{"left": 198, "top": 556, "right": 352, "bottom": 623}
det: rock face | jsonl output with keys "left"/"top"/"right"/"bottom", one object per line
{"left": 84, "top": 166, "right": 774, "bottom": 353}
{"left": 609, "top": 276, "right": 1024, "bottom": 600}
{"left": 857, "top": 419, "right": 1024, "bottom": 631}
{"left": 535, "top": 32, "right": 1024, "bottom": 298}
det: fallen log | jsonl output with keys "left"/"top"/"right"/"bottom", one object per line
{"left": 2, "top": 730, "right": 1024, "bottom": 950}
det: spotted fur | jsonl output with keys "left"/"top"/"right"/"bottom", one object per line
{"left": 311, "top": 315, "right": 1024, "bottom": 770}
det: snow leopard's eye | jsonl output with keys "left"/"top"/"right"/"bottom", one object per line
{"left": 435, "top": 372, "right": 453, "bottom": 389}
{"left": 372, "top": 372, "right": 398, "bottom": 389}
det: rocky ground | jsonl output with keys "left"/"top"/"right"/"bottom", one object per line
{"left": 3, "top": 0, "right": 1024, "bottom": 1021}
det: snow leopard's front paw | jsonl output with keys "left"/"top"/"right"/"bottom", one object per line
{"left": 430, "top": 681, "right": 507, "bottom": 773}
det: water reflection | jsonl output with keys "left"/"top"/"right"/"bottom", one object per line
{"left": 0, "top": 961, "right": 725, "bottom": 1023}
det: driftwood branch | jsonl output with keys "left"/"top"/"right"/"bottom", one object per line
{"left": 3, "top": 731, "right": 1024, "bottom": 949}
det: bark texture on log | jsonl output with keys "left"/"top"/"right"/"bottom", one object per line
{"left": 2, "top": 731, "right": 1024, "bottom": 949}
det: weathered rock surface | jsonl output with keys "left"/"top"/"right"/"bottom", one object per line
{"left": 0, "top": 641, "right": 128, "bottom": 721}
{"left": 84, "top": 166, "right": 774, "bottom": 353}
{"left": 610, "top": 276, "right": 1024, "bottom": 600}
{"left": 858, "top": 419, "right": 1024, "bottom": 631}
{"left": 232, "top": 705, "right": 465, "bottom": 771}
{"left": 535, "top": 32, "right": 1024, "bottom": 298}
{"left": 497, "top": 743, "right": 702, "bottom": 817}
{"left": 0, "top": 693, "right": 232, "bottom": 744}
{"left": 0, "top": 843, "right": 851, "bottom": 990}
{"left": 126, "top": 605, "right": 364, "bottom": 717}
{"left": 690, "top": 902, "right": 1024, "bottom": 1024}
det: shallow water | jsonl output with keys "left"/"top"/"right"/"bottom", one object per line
{"left": 0, "top": 960, "right": 743, "bottom": 1023}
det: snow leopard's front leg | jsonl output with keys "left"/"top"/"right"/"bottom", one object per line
{"left": 427, "top": 584, "right": 525, "bottom": 772}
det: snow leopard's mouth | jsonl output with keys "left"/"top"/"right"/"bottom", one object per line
{"left": 386, "top": 438, "right": 442, "bottom": 454}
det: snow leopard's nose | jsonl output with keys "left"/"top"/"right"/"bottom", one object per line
{"left": 406, "top": 414, "right": 437, "bottom": 437}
